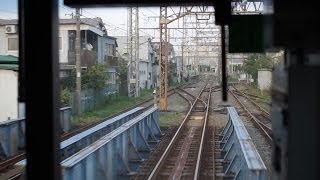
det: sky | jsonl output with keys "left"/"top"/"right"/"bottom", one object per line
{"left": 0, "top": 0, "right": 221, "bottom": 58}
{"left": 0, "top": 0, "right": 162, "bottom": 37}
{"left": 0, "top": 0, "right": 265, "bottom": 57}
{"left": 0, "top": 0, "right": 202, "bottom": 48}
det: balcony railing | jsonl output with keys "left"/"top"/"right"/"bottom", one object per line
{"left": 105, "top": 55, "right": 119, "bottom": 67}
{"left": 68, "top": 50, "right": 98, "bottom": 67}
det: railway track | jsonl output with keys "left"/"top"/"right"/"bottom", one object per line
{"left": 232, "top": 84, "right": 270, "bottom": 117}
{"left": 142, "top": 83, "right": 213, "bottom": 179}
{"left": 61, "top": 83, "right": 192, "bottom": 141}
{"left": 0, "top": 83, "right": 195, "bottom": 175}
{"left": 133, "top": 82, "right": 207, "bottom": 179}
{"left": 228, "top": 84, "right": 272, "bottom": 144}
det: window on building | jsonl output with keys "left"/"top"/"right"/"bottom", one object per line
{"left": 59, "top": 37, "right": 62, "bottom": 50}
{"left": 106, "top": 43, "right": 115, "bottom": 56}
{"left": 8, "top": 38, "right": 18, "bottom": 51}
{"left": 68, "top": 30, "right": 76, "bottom": 51}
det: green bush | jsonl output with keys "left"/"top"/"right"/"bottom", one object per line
{"left": 60, "top": 88, "right": 71, "bottom": 107}
{"left": 242, "top": 54, "right": 273, "bottom": 82}
{"left": 82, "top": 63, "right": 110, "bottom": 90}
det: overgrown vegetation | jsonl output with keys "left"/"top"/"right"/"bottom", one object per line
{"left": 60, "top": 69, "right": 76, "bottom": 91}
{"left": 60, "top": 62, "right": 110, "bottom": 106}
{"left": 236, "top": 83, "right": 271, "bottom": 111}
{"left": 118, "top": 57, "right": 128, "bottom": 96}
{"left": 159, "top": 112, "right": 183, "bottom": 127}
{"left": 242, "top": 54, "right": 273, "bottom": 82}
{"left": 72, "top": 88, "right": 153, "bottom": 126}
{"left": 71, "top": 79, "right": 184, "bottom": 126}
{"left": 228, "top": 76, "right": 238, "bottom": 83}
{"left": 168, "top": 59, "right": 174, "bottom": 86}
{"left": 118, "top": 57, "right": 128, "bottom": 78}
{"left": 82, "top": 63, "right": 109, "bottom": 90}
{"left": 60, "top": 88, "right": 71, "bottom": 107}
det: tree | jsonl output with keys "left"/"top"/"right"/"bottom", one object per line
{"left": 60, "top": 88, "right": 71, "bottom": 107}
{"left": 60, "top": 69, "right": 76, "bottom": 91}
{"left": 168, "top": 59, "right": 175, "bottom": 85}
{"left": 82, "top": 63, "right": 109, "bottom": 90}
{"left": 118, "top": 57, "right": 128, "bottom": 96}
{"left": 118, "top": 57, "right": 128, "bottom": 81}
{"left": 242, "top": 54, "right": 272, "bottom": 81}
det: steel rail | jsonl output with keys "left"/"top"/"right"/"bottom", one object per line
{"left": 176, "top": 90, "right": 193, "bottom": 106}
{"left": 178, "top": 88, "right": 196, "bottom": 99}
{"left": 194, "top": 86, "right": 212, "bottom": 180}
{"left": 178, "top": 87, "right": 207, "bottom": 107}
{"left": 4, "top": 82, "right": 197, "bottom": 169}
{"left": 61, "top": 82, "right": 191, "bottom": 140}
{"left": 0, "top": 83, "right": 195, "bottom": 173}
{"left": 147, "top": 84, "right": 208, "bottom": 180}
{"left": 231, "top": 84, "right": 270, "bottom": 118}
{"left": 0, "top": 153, "right": 25, "bottom": 172}
{"left": 228, "top": 87, "right": 273, "bottom": 144}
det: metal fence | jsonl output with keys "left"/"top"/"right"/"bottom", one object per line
{"left": 15, "top": 107, "right": 145, "bottom": 171}
{"left": 0, "top": 107, "right": 73, "bottom": 159}
{"left": 0, "top": 118, "right": 25, "bottom": 159}
{"left": 60, "top": 107, "right": 144, "bottom": 161}
{"left": 61, "top": 107, "right": 161, "bottom": 180}
{"left": 218, "top": 107, "right": 267, "bottom": 180}
{"left": 60, "top": 107, "right": 72, "bottom": 133}
{"left": 70, "top": 84, "right": 119, "bottom": 114}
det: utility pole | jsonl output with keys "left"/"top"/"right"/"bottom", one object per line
{"left": 127, "top": 7, "right": 133, "bottom": 97}
{"left": 75, "top": 8, "right": 81, "bottom": 115}
{"left": 184, "top": 15, "right": 190, "bottom": 79}
{"left": 195, "top": 19, "right": 199, "bottom": 73}
{"left": 181, "top": 15, "right": 185, "bottom": 82}
{"left": 134, "top": 7, "right": 140, "bottom": 97}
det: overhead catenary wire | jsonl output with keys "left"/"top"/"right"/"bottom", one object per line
{"left": 59, "top": 6, "right": 219, "bottom": 48}
{"left": 80, "top": 8, "right": 155, "bottom": 37}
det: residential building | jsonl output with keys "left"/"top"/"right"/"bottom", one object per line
{"left": 58, "top": 18, "right": 118, "bottom": 83}
{"left": 116, "top": 36, "right": 156, "bottom": 89}
{"left": 225, "top": 53, "right": 247, "bottom": 75}
{"left": 228, "top": 58, "right": 245, "bottom": 75}
{"left": 0, "top": 19, "right": 19, "bottom": 57}
{"left": 175, "top": 56, "right": 184, "bottom": 82}
{"left": 0, "top": 18, "right": 119, "bottom": 85}
{"left": 0, "top": 18, "right": 120, "bottom": 115}
{"left": 0, "top": 55, "right": 19, "bottom": 121}
{"left": 152, "top": 42, "right": 179, "bottom": 84}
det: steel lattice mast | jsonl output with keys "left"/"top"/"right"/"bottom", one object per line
{"left": 159, "top": 6, "right": 168, "bottom": 110}
{"left": 127, "top": 7, "right": 140, "bottom": 97}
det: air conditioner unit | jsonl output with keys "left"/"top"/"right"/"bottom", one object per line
{"left": 5, "top": 25, "right": 17, "bottom": 34}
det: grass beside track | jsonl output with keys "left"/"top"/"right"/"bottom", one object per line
{"left": 235, "top": 83, "right": 271, "bottom": 112}
{"left": 159, "top": 112, "right": 184, "bottom": 127}
{"left": 72, "top": 89, "right": 153, "bottom": 126}
{"left": 72, "top": 82, "right": 184, "bottom": 127}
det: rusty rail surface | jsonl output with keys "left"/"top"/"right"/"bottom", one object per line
{"left": 194, "top": 87, "right": 212, "bottom": 179}
{"left": 0, "top": 153, "right": 25, "bottom": 172}
{"left": 228, "top": 86, "right": 273, "bottom": 144}
{"left": 0, "top": 83, "right": 193, "bottom": 173}
{"left": 178, "top": 88, "right": 207, "bottom": 106}
{"left": 231, "top": 84, "right": 270, "bottom": 118}
{"left": 147, "top": 83, "right": 210, "bottom": 179}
